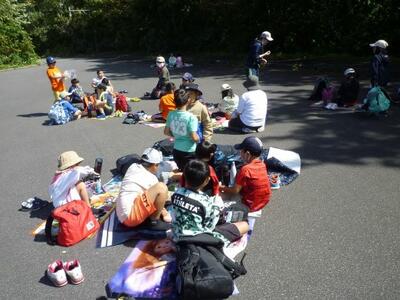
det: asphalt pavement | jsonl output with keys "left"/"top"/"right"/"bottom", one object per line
{"left": 0, "top": 56, "right": 399, "bottom": 299}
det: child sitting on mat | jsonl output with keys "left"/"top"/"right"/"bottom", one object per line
{"left": 171, "top": 159, "right": 249, "bottom": 246}
{"left": 180, "top": 141, "right": 220, "bottom": 196}
{"left": 152, "top": 82, "right": 176, "bottom": 122}
{"left": 48, "top": 151, "right": 94, "bottom": 208}
{"left": 220, "top": 136, "right": 271, "bottom": 212}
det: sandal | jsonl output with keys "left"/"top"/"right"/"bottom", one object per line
{"left": 20, "top": 198, "right": 49, "bottom": 212}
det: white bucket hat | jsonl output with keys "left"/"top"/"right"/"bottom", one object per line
{"left": 141, "top": 148, "right": 163, "bottom": 164}
{"left": 260, "top": 31, "right": 273, "bottom": 41}
{"left": 58, "top": 151, "right": 84, "bottom": 171}
{"left": 221, "top": 83, "right": 232, "bottom": 91}
{"left": 369, "top": 40, "right": 388, "bottom": 49}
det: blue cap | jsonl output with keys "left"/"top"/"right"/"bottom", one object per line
{"left": 46, "top": 56, "right": 56, "bottom": 64}
{"left": 182, "top": 72, "right": 194, "bottom": 82}
{"left": 234, "top": 136, "right": 263, "bottom": 154}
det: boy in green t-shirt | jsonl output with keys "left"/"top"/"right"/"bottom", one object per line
{"left": 164, "top": 89, "right": 199, "bottom": 170}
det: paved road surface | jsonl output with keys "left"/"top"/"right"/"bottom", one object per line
{"left": 0, "top": 56, "right": 399, "bottom": 299}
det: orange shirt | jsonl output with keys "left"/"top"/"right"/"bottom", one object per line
{"left": 159, "top": 92, "right": 176, "bottom": 119}
{"left": 47, "top": 67, "right": 65, "bottom": 92}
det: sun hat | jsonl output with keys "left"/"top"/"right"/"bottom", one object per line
{"left": 141, "top": 148, "right": 163, "bottom": 164}
{"left": 58, "top": 151, "right": 84, "bottom": 171}
{"left": 156, "top": 56, "right": 166, "bottom": 63}
{"left": 184, "top": 83, "right": 203, "bottom": 96}
{"left": 234, "top": 136, "right": 263, "bottom": 154}
{"left": 344, "top": 68, "right": 356, "bottom": 76}
{"left": 182, "top": 72, "right": 194, "bottom": 82}
{"left": 221, "top": 83, "right": 232, "bottom": 91}
{"left": 243, "top": 75, "right": 260, "bottom": 90}
{"left": 369, "top": 40, "right": 388, "bottom": 49}
{"left": 59, "top": 91, "right": 72, "bottom": 99}
{"left": 260, "top": 31, "right": 273, "bottom": 41}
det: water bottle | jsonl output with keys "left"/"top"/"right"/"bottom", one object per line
{"left": 95, "top": 179, "right": 102, "bottom": 194}
{"left": 94, "top": 157, "right": 103, "bottom": 174}
{"left": 229, "top": 161, "right": 237, "bottom": 187}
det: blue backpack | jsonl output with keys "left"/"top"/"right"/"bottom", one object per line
{"left": 363, "top": 87, "right": 391, "bottom": 113}
{"left": 48, "top": 101, "right": 70, "bottom": 125}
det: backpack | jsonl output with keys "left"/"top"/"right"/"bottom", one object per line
{"left": 115, "top": 154, "right": 141, "bottom": 177}
{"left": 363, "top": 86, "right": 391, "bottom": 113}
{"left": 115, "top": 93, "right": 131, "bottom": 112}
{"left": 176, "top": 234, "right": 247, "bottom": 300}
{"left": 48, "top": 101, "right": 70, "bottom": 125}
{"left": 45, "top": 200, "right": 99, "bottom": 247}
{"left": 153, "top": 138, "right": 174, "bottom": 157}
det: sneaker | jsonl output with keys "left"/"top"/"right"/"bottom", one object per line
{"left": 269, "top": 174, "right": 281, "bottom": 190}
{"left": 242, "top": 127, "right": 256, "bottom": 134}
{"left": 96, "top": 114, "right": 106, "bottom": 119}
{"left": 138, "top": 218, "right": 172, "bottom": 231}
{"left": 47, "top": 260, "right": 68, "bottom": 287}
{"left": 257, "top": 126, "right": 265, "bottom": 133}
{"left": 63, "top": 259, "right": 85, "bottom": 285}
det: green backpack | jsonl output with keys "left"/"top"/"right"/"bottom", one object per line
{"left": 363, "top": 87, "right": 391, "bottom": 113}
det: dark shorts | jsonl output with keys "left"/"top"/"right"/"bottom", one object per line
{"left": 173, "top": 149, "right": 196, "bottom": 171}
{"left": 228, "top": 116, "right": 260, "bottom": 132}
{"left": 215, "top": 223, "right": 241, "bottom": 242}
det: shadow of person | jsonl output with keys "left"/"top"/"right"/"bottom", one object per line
{"left": 17, "top": 113, "right": 48, "bottom": 118}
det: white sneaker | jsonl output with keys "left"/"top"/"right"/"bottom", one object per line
{"left": 242, "top": 127, "right": 256, "bottom": 133}
{"left": 63, "top": 259, "right": 85, "bottom": 285}
{"left": 257, "top": 126, "right": 265, "bottom": 133}
{"left": 47, "top": 260, "right": 68, "bottom": 287}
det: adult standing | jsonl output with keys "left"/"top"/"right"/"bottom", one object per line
{"left": 369, "top": 40, "right": 390, "bottom": 88}
{"left": 228, "top": 75, "right": 268, "bottom": 133}
{"left": 246, "top": 31, "right": 273, "bottom": 78}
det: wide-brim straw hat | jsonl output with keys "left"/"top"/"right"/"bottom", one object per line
{"left": 57, "top": 151, "right": 84, "bottom": 171}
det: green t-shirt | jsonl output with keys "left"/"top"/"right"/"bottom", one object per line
{"left": 166, "top": 110, "right": 198, "bottom": 152}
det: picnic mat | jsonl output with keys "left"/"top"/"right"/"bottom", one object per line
{"left": 32, "top": 176, "right": 122, "bottom": 236}
{"left": 97, "top": 210, "right": 169, "bottom": 248}
{"left": 106, "top": 218, "right": 255, "bottom": 299}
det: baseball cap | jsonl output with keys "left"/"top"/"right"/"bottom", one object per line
{"left": 141, "top": 148, "right": 163, "bottom": 164}
{"left": 182, "top": 72, "right": 194, "bottom": 82}
{"left": 260, "top": 31, "right": 273, "bottom": 41}
{"left": 221, "top": 83, "right": 232, "bottom": 91}
{"left": 344, "top": 68, "right": 355, "bottom": 76}
{"left": 369, "top": 40, "right": 388, "bottom": 49}
{"left": 59, "top": 91, "right": 72, "bottom": 99}
{"left": 234, "top": 136, "right": 263, "bottom": 154}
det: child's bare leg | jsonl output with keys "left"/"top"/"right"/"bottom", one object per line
{"left": 146, "top": 182, "right": 169, "bottom": 221}
{"left": 233, "top": 221, "right": 250, "bottom": 236}
{"left": 76, "top": 181, "right": 90, "bottom": 206}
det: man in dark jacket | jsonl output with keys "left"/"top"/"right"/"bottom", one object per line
{"left": 369, "top": 40, "right": 390, "bottom": 87}
{"left": 246, "top": 31, "right": 273, "bottom": 78}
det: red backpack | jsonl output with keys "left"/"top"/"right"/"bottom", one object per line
{"left": 115, "top": 93, "right": 130, "bottom": 112}
{"left": 45, "top": 200, "right": 99, "bottom": 247}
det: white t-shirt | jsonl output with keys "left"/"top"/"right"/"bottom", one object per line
{"left": 236, "top": 89, "right": 268, "bottom": 127}
{"left": 48, "top": 166, "right": 95, "bottom": 208}
{"left": 116, "top": 164, "right": 159, "bottom": 223}
{"left": 49, "top": 169, "right": 80, "bottom": 208}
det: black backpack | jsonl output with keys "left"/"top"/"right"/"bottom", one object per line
{"left": 176, "top": 234, "right": 247, "bottom": 300}
{"left": 115, "top": 154, "right": 141, "bottom": 177}
{"left": 153, "top": 138, "right": 174, "bottom": 157}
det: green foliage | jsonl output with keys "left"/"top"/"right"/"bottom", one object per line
{"left": 0, "top": 0, "right": 38, "bottom": 67}
{"left": 12, "top": 0, "right": 400, "bottom": 57}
